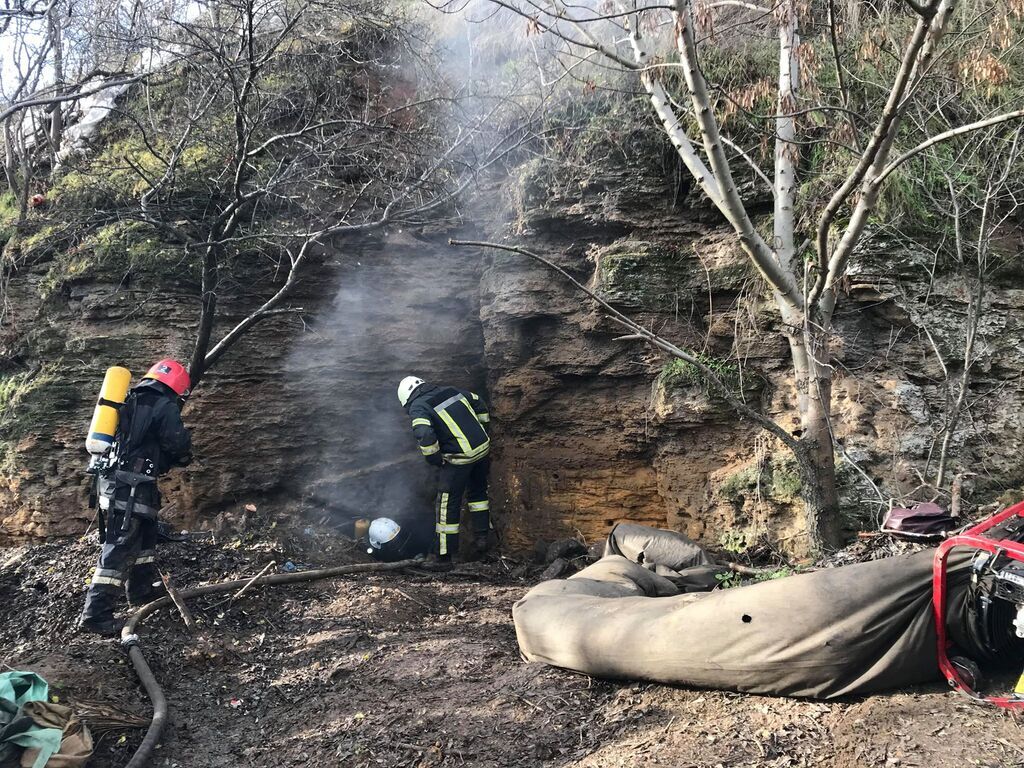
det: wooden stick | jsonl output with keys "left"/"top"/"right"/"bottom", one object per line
{"left": 950, "top": 473, "right": 963, "bottom": 518}
{"left": 161, "top": 572, "right": 198, "bottom": 634}
{"left": 227, "top": 561, "right": 276, "bottom": 609}
{"left": 725, "top": 562, "right": 762, "bottom": 577}
{"left": 394, "top": 741, "right": 427, "bottom": 752}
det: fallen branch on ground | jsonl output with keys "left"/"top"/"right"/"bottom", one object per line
{"left": 725, "top": 562, "right": 763, "bottom": 577}
{"left": 160, "top": 572, "right": 198, "bottom": 633}
{"left": 227, "top": 561, "right": 275, "bottom": 609}
{"left": 74, "top": 701, "right": 149, "bottom": 734}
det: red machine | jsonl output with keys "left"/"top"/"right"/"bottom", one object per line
{"left": 933, "top": 502, "right": 1024, "bottom": 708}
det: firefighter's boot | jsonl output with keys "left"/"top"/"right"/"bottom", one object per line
{"left": 78, "top": 613, "right": 122, "bottom": 637}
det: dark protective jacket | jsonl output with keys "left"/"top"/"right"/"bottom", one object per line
{"left": 405, "top": 383, "right": 490, "bottom": 466}
{"left": 108, "top": 379, "right": 192, "bottom": 509}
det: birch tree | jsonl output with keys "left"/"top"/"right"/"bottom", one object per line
{"left": 462, "top": 0, "right": 1024, "bottom": 551}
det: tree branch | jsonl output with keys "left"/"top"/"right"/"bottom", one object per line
{"left": 773, "top": 0, "right": 800, "bottom": 277}
{"left": 0, "top": 0, "right": 57, "bottom": 18}
{"left": 0, "top": 74, "right": 143, "bottom": 124}
{"left": 449, "top": 238, "right": 798, "bottom": 449}
{"left": 875, "top": 109, "right": 1024, "bottom": 187}
{"left": 809, "top": 0, "right": 955, "bottom": 319}
{"left": 721, "top": 135, "right": 774, "bottom": 196}
{"left": 707, "top": 0, "right": 771, "bottom": 12}
{"left": 825, "top": 0, "right": 861, "bottom": 152}
{"left": 474, "top": 0, "right": 640, "bottom": 70}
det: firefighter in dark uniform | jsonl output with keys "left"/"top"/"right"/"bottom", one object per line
{"left": 364, "top": 516, "right": 433, "bottom": 562}
{"left": 79, "top": 360, "right": 193, "bottom": 635}
{"left": 397, "top": 376, "right": 491, "bottom": 562}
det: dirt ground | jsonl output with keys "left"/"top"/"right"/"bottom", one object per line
{"left": 2, "top": 522, "right": 1022, "bottom": 768}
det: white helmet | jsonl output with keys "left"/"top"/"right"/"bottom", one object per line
{"left": 397, "top": 376, "right": 425, "bottom": 406}
{"left": 367, "top": 517, "right": 401, "bottom": 553}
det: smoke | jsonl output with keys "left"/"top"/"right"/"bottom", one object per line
{"left": 285, "top": 232, "right": 486, "bottom": 531}
{"left": 282, "top": 0, "right": 619, "bottom": 532}
{"left": 417, "top": 0, "right": 639, "bottom": 92}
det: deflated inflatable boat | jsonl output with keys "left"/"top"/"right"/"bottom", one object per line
{"left": 513, "top": 524, "right": 1022, "bottom": 699}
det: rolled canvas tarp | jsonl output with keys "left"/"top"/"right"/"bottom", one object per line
{"left": 604, "top": 523, "right": 729, "bottom": 591}
{"left": 604, "top": 523, "right": 714, "bottom": 571}
{"left": 514, "top": 526, "right": 977, "bottom": 699}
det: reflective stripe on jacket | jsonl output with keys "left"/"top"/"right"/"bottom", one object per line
{"left": 407, "top": 384, "right": 490, "bottom": 466}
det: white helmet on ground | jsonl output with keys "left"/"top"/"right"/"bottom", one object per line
{"left": 397, "top": 376, "right": 425, "bottom": 406}
{"left": 367, "top": 517, "right": 401, "bottom": 553}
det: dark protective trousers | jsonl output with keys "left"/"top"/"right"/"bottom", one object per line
{"left": 436, "top": 457, "right": 490, "bottom": 559}
{"left": 81, "top": 509, "right": 161, "bottom": 622}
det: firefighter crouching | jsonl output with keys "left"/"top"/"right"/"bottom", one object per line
{"left": 79, "top": 360, "right": 193, "bottom": 636}
{"left": 397, "top": 376, "right": 491, "bottom": 563}
{"left": 364, "top": 516, "right": 433, "bottom": 562}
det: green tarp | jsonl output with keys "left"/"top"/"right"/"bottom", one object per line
{"left": 0, "top": 671, "right": 93, "bottom": 767}
{"left": 0, "top": 672, "right": 63, "bottom": 768}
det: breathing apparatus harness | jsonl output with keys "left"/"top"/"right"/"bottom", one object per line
{"left": 86, "top": 389, "right": 157, "bottom": 540}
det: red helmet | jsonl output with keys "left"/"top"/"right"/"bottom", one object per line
{"left": 143, "top": 359, "right": 191, "bottom": 397}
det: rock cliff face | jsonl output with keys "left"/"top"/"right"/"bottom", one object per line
{"left": 479, "top": 160, "right": 789, "bottom": 550}
{"left": 480, "top": 154, "right": 1024, "bottom": 552}
{"left": 3, "top": 149, "right": 1024, "bottom": 552}
{"left": 0, "top": 231, "right": 486, "bottom": 541}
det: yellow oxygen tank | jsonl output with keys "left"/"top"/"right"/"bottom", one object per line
{"left": 86, "top": 366, "right": 132, "bottom": 455}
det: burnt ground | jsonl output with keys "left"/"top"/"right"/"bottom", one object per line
{"left": 1, "top": 522, "right": 1022, "bottom": 768}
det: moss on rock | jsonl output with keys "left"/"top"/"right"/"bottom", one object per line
{"left": 0, "top": 364, "right": 77, "bottom": 478}
{"left": 718, "top": 452, "right": 802, "bottom": 505}
{"left": 719, "top": 465, "right": 761, "bottom": 501}
{"left": 595, "top": 240, "right": 694, "bottom": 311}
{"left": 35, "top": 220, "right": 185, "bottom": 299}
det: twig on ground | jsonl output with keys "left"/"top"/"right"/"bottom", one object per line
{"left": 724, "top": 562, "right": 762, "bottom": 577}
{"left": 161, "top": 572, "right": 198, "bottom": 633}
{"left": 513, "top": 694, "right": 544, "bottom": 712}
{"left": 226, "top": 561, "right": 276, "bottom": 609}
{"left": 394, "top": 741, "right": 428, "bottom": 752}
{"left": 76, "top": 701, "right": 149, "bottom": 733}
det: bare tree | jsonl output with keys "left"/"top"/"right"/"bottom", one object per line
{"left": 916, "top": 128, "right": 1024, "bottom": 493}
{"left": 0, "top": 0, "right": 166, "bottom": 215}
{"left": 1, "top": 8, "right": 52, "bottom": 213}
{"left": 45, "top": 0, "right": 63, "bottom": 157}
{"left": 48, "top": 0, "right": 526, "bottom": 387}
{"left": 457, "top": 0, "right": 1024, "bottom": 551}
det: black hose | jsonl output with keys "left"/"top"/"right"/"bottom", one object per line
{"left": 121, "top": 559, "right": 420, "bottom": 768}
{"left": 123, "top": 646, "right": 165, "bottom": 768}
